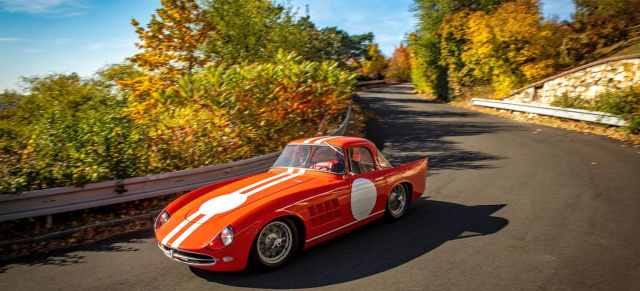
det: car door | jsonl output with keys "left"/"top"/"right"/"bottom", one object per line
{"left": 346, "top": 146, "right": 388, "bottom": 221}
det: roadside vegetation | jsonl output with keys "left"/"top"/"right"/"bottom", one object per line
{"left": 408, "top": 0, "right": 640, "bottom": 141}
{"left": 0, "top": 0, "right": 415, "bottom": 195}
{"left": 408, "top": 0, "right": 640, "bottom": 101}
{"left": 550, "top": 86, "right": 640, "bottom": 133}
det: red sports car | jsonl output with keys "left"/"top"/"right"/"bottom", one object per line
{"left": 155, "top": 136, "right": 428, "bottom": 271}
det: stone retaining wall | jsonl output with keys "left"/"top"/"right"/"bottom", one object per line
{"left": 503, "top": 54, "right": 640, "bottom": 105}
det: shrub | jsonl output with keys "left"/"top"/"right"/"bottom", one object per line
{"left": 550, "top": 86, "right": 640, "bottom": 133}
{"left": 0, "top": 54, "right": 356, "bottom": 194}
{"left": 551, "top": 93, "right": 592, "bottom": 110}
{"left": 594, "top": 86, "right": 640, "bottom": 133}
{"left": 0, "top": 72, "right": 148, "bottom": 194}
{"left": 133, "top": 52, "right": 357, "bottom": 171}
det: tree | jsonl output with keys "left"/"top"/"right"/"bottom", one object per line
{"left": 441, "top": 0, "right": 558, "bottom": 97}
{"left": 203, "top": 0, "right": 296, "bottom": 64}
{"left": 386, "top": 44, "right": 412, "bottom": 79}
{"left": 118, "top": 0, "right": 216, "bottom": 119}
{"left": 359, "top": 43, "right": 388, "bottom": 79}
{"left": 202, "top": 1, "right": 374, "bottom": 67}
{"left": 296, "top": 23, "right": 373, "bottom": 66}
{"left": 128, "top": 0, "right": 215, "bottom": 75}
{"left": 408, "top": 0, "right": 512, "bottom": 99}
{"left": 561, "top": 0, "right": 640, "bottom": 64}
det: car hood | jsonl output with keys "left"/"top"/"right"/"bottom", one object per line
{"left": 183, "top": 169, "right": 314, "bottom": 224}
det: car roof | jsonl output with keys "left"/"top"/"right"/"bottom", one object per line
{"left": 288, "top": 136, "right": 376, "bottom": 150}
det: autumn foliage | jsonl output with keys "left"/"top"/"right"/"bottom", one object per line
{"left": 133, "top": 52, "right": 356, "bottom": 172}
{"left": 438, "top": 0, "right": 559, "bottom": 97}
{"left": 408, "top": 0, "right": 640, "bottom": 100}
{"left": 358, "top": 43, "right": 388, "bottom": 79}
{"left": 118, "top": 0, "right": 216, "bottom": 114}
{"left": 386, "top": 44, "right": 412, "bottom": 79}
{"left": 0, "top": 0, "right": 360, "bottom": 194}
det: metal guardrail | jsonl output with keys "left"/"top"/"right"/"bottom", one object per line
{"left": 470, "top": 98, "right": 628, "bottom": 127}
{"left": 0, "top": 105, "right": 351, "bottom": 222}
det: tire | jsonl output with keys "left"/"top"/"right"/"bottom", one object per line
{"left": 385, "top": 183, "right": 409, "bottom": 221}
{"left": 249, "top": 218, "right": 298, "bottom": 271}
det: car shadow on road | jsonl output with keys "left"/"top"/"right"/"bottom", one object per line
{"left": 190, "top": 198, "right": 508, "bottom": 288}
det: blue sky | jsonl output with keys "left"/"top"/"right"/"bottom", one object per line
{"left": 0, "top": 0, "right": 575, "bottom": 92}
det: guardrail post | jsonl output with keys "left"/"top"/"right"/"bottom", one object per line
{"left": 46, "top": 214, "right": 52, "bottom": 226}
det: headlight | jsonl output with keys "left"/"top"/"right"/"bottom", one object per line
{"left": 205, "top": 225, "right": 235, "bottom": 250}
{"left": 155, "top": 210, "right": 170, "bottom": 231}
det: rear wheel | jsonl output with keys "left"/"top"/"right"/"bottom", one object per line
{"left": 250, "top": 218, "right": 298, "bottom": 270}
{"left": 385, "top": 183, "right": 408, "bottom": 220}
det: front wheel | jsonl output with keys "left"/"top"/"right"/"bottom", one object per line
{"left": 385, "top": 183, "right": 409, "bottom": 220}
{"left": 249, "top": 218, "right": 298, "bottom": 271}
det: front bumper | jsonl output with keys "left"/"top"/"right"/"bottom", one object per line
{"left": 158, "top": 243, "right": 217, "bottom": 266}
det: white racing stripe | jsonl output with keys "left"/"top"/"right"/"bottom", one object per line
{"left": 164, "top": 168, "right": 307, "bottom": 248}
{"left": 303, "top": 137, "right": 323, "bottom": 143}
{"left": 244, "top": 169, "right": 305, "bottom": 196}
{"left": 170, "top": 213, "right": 214, "bottom": 247}
{"left": 162, "top": 212, "right": 201, "bottom": 246}
{"left": 313, "top": 136, "right": 338, "bottom": 144}
{"left": 235, "top": 168, "right": 294, "bottom": 194}
{"left": 161, "top": 169, "right": 295, "bottom": 246}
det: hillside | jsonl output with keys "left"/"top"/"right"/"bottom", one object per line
{"left": 593, "top": 36, "right": 640, "bottom": 60}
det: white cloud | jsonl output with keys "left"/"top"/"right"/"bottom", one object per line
{"left": 0, "top": 37, "right": 22, "bottom": 41}
{"left": 0, "top": 0, "right": 89, "bottom": 16}
{"left": 23, "top": 48, "right": 43, "bottom": 53}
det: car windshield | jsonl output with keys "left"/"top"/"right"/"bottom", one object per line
{"left": 273, "top": 144, "right": 346, "bottom": 174}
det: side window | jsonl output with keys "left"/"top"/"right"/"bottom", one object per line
{"left": 347, "top": 147, "right": 376, "bottom": 175}
{"left": 376, "top": 149, "right": 392, "bottom": 169}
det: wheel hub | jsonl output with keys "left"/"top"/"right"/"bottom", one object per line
{"left": 256, "top": 221, "right": 294, "bottom": 265}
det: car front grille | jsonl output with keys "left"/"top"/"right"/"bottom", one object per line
{"left": 158, "top": 243, "right": 217, "bottom": 266}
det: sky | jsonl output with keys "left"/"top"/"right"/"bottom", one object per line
{"left": 0, "top": 0, "right": 575, "bottom": 92}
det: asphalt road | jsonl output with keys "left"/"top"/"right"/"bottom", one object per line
{"left": 2, "top": 83, "right": 640, "bottom": 290}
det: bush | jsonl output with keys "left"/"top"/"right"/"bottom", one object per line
{"left": 550, "top": 86, "right": 640, "bottom": 133}
{"left": 0, "top": 72, "right": 148, "bottom": 194}
{"left": 594, "top": 86, "right": 640, "bottom": 133}
{"left": 132, "top": 52, "right": 357, "bottom": 171}
{"left": 0, "top": 54, "right": 356, "bottom": 194}
{"left": 551, "top": 93, "right": 592, "bottom": 110}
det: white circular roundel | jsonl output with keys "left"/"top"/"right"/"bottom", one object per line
{"left": 199, "top": 192, "right": 247, "bottom": 216}
{"left": 351, "top": 178, "right": 377, "bottom": 220}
